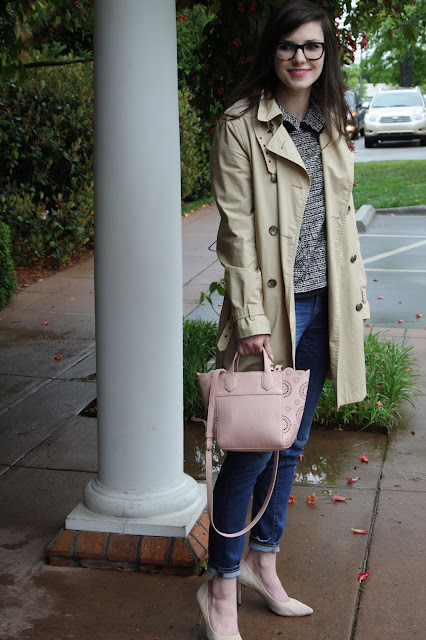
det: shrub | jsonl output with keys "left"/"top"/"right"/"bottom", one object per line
{"left": 183, "top": 319, "right": 217, "bottom": 422}
{"left": 179, "top": 86, "right": 211, "bottom": 201}
{"left": 314, "top": 330, "right": 417, "bottom": 433}
{"left": 185, "top": 319, "right": 417, "bottom": 433}
{"left": 0, "top": 220, "right": 16, "bottom": 308}
{"left": 0, "top": 56, "right": 94, "bottom": 267}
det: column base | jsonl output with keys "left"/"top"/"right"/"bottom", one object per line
{"left": 46, "top": 510, "right": 209, "bottom": 576}
{"left": 66, "top": 480, "right": 206, "bottom": 537}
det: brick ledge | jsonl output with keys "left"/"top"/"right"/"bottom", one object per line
{"left": 46, "top": 510, "right": 209, "bottom": 576}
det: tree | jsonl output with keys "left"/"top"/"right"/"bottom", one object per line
{"left": 0, "top": 0, "right": 93, "bottom": 82}
{"left": 177, "top": 4, "right": 213, "bottom": 87}
{"left": 176, "top": 0, "right": 418, "bottom": 123}
{"left": 361, "top": 0, "right": 426, "bottom": 89}
{"left": 343, "top": 63, "right": 362, "bottom": 93}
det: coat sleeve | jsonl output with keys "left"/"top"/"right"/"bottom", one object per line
{"left": 210, "top": 116, "right": 271, "bottom": 340}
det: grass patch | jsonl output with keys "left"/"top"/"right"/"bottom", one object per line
{"left": 181, "top": 161, "right": 426, "bottom": 214}
{"left": 184, "top": 321, "right": 417, "bottom": 433}
{"left": 183, "top": 319, "right": 217, "bottom": 422}
{"left": 353, "top": 160, "right": 426, "bottom": 209}
{"left": 314, "top": 330, "right": 417, "bottom": 433}
{"left": 182, "top": 194, "right": 214, "bottom": 217}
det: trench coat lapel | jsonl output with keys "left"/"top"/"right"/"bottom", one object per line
{"left": 256, "top": 97, "right": 306, "bottom": 170}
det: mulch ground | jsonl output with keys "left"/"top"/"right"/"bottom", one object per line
{"left": 14, "top": 249, "right": 94, "bottom": 290}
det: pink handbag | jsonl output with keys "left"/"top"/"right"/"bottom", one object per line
{"left": 196, "top": 349, "right": 310, "bottom": 538}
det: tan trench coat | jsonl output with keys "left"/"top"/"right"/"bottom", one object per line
{"left": 210, "top": 96, "right": 370, "bottom": 408}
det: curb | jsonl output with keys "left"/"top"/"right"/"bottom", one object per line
{"left": 356, "top": 204, "right": 426, "bottom": 232}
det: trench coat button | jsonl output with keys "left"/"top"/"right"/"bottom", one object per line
{"left": 271, "top": 173, "right": 277, "bottom": 183}
{"left": 356, "top": 303, "right": 363, "bottom": 312}
{"left": 267, "top": 279, "right": 277, "bottom": 288}
{"left": 350, "top": 254, "right": 357, "bottom": 263}
{"left": 269, "top": 226, "right": 279, "bottom": 236}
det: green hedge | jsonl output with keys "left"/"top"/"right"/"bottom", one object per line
{"left": 179, "top": 86, "right": 211, "bottom": 201}
{"left": 0, "top": 221, "right": 16, "bottom": 308}
{"left": 0, "top": 58, "right": 94, "bottom": 267}
{"left": 0, "top": 58, "right": 211, "bottom": 268}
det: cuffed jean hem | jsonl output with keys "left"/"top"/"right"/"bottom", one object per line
{"left": 207, "top": 564, "right": 241, "bottom": 579}
{"left": 248, "top": 539, "right": 280, "bottom": 553}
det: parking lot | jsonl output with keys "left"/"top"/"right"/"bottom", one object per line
{"left": 359, "top": 213, "right": 426, "bottom": 329}
{"left": 188, "top": 211, "right": 426, "bottom": 331}
{"left": 353, "top": 137, "right": 426, "bottom": 163}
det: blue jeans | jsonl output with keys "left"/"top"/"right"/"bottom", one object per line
{"left": 208, "top": 292, "right": 330, "bottom": 578}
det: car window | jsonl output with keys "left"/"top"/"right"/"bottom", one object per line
{"left": 371, "top": 92, "right": 422, "bottom": 108}
{"left": 345, "top": 92, "right": 357, "bottom": 110}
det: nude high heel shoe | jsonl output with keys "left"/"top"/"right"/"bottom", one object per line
{"left": 197, "top": 580, "right": 242, "bottom": 640}
{"left": 237, "top": 559, "right": 313, "bottom": 617}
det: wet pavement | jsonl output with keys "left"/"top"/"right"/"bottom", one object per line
{"left": 359, "top": 214, "right": 426, "bottom": 329}
{"left": 0, "top": 204, "right": 425, "bottom": 639}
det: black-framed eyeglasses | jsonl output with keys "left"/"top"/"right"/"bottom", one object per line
{"left": 275, "top": 41, "right": 325, "bottom": 61}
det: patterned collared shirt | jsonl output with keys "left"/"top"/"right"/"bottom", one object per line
{"left": 276, "top": 100, "right": 327, "bottom": 295}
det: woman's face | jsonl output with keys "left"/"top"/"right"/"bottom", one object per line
{"left": 274, "top": 21, "right": 325, "bottom": 96}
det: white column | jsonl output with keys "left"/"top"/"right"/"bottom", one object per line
{"left": 66, "top": 0, "right": 205, "bottom": 537}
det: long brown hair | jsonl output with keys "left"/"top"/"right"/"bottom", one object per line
{"left": 228, "top": 0, "right": 347, "bottom": 142}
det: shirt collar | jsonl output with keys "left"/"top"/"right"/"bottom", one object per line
{"left": 276, "top": 99, "right": 325, "bottom": 135}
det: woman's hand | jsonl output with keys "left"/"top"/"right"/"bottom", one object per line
{"left": 237, "top": 334, "right": 273, "bottom": 360}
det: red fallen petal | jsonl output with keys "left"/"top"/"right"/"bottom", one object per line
{"left": 416, "top": 313, "right": 422, "bottom": 318}
{"left": 288, "top": 495, "right": 295, "bottom": 504}
{"left": 44, "top": 320, "right": 50, "bottom": 326}
{"left": 358, "top": 572, "right": 370, "bottom": 583}
{"left": 352, "top": 528, "right": 369, "bottom": 534}
{"left": 346, "top": 477, "right": 360, "bottom": 484}
{"left": 307, "top": 492, "right": 317, "bottom": 504}
{"left": 406, "top": 366, "right": 413, "bottom": 372}
{"left": 397, "top": 319, "right": 404, "bottom": 323}
{"left": 332, "top": 492, "right": 346, "bottom": 502}
{"left": 364, "top": 323, "right": 370, "bottom": 328}
{"left": 54, "top": 354, "right": 62, "bottom": 361}
{"left": 360, "top": 454, "right": 369, "bottom": 463}
{"left": 377, "top": 296, "right": 384, "bottom": 299}
{"left": 376, "top": 400, "right": 383, "bottom": 407}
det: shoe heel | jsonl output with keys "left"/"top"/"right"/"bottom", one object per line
{"left": 237, "top": 582, "right": 243, "bottom": 606}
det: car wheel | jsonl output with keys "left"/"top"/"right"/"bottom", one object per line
{"left": 420, "top": 136, "right": 426, "bottom": 147}
{"left": 364, "top": 137, "right": 375, "bottom": 148}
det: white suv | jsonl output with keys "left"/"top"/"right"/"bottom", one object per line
{"left": 364, "top": 87, "right": 426, "bottom": 148}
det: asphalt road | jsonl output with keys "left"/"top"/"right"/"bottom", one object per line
{"left": 359, "top": 214, "right": 426, "bottom": 330}
{"left": 188, "top": 139, "right": 426, "bottom": 329}
{"left": 188, "top": 212, "right": 426, "bottom": 332}
{"left": 353, "top": 137, "right": 426, "bottom": 163}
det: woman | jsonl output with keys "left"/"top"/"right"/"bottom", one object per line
{"left": 197, "top": 1, "right": 370, "bottom": 638}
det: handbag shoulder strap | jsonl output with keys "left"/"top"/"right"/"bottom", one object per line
{"left": 203, "top": 368, "right": 280, "bottom": 539}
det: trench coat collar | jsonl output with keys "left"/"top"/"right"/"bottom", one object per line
{"left": 257, "top": 96, "right": 305, "bottom": 169}
{"left": 257, "top": 95, "right": 283, "bottom": 124}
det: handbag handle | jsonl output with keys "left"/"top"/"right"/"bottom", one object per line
{"left": 224, "top": 348, "right": 274, "bottom": 392}
{"left": 204, "top": 361, "right": 280, "bottom": 539}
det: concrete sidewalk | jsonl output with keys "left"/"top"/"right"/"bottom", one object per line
{"left": 0, "top": 205, "right": 425, "bottom": 639}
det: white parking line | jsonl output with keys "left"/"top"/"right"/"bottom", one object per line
{"left": 360, "top": 234, "right": 426, "bottom": 239}
{"left": 365, "top": 268, "right": 426, "bottom": 272}
{"left": 362, "top": 239, "right": 426, "bottom": 265}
